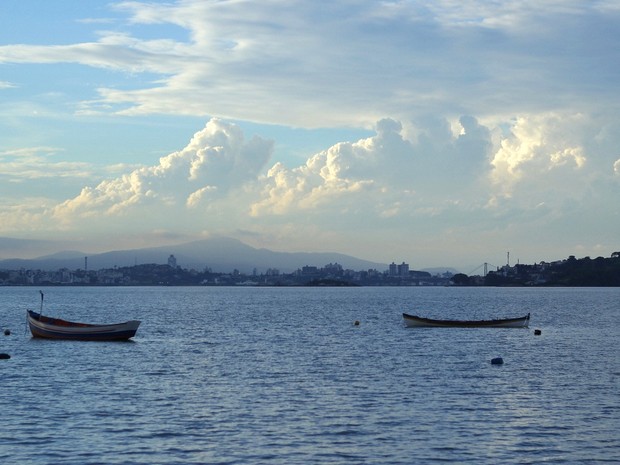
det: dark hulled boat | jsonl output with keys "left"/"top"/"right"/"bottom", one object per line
{"left": 402, "top": 312, "right": 530, "bottom": 328}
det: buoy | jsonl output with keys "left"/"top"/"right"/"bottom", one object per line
{"left": 491, "top": 357, "right": 504, "bottom": 365}
{"left": 353, "top": 320, "right": 360, "bottom": 326}
{"left": 0, "top": 353, "right": 10, "bottom": 360}
{"left": 534, "top": 329, "right": 542, "bottom": 336}
{"left": 4, "top": 329, "right": 10, "bottom": 336}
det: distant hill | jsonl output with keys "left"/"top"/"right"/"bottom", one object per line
{"left": 0, "top": 236, "right": 387, "bottom": 273}
{"left": 0, "top": 237, "right": 70, "bottom": 260}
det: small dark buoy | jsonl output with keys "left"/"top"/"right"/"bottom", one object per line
{"left": 491, "top": 357, "right": 504, "bottom": 365}
{"left": 4, "top": 329, "right": 10, "bottom": 336}
{"left": 353, "top": 320, "right": 360, "bottom": 326}
{"left": 534, "top": 329, "right": 542, "bottom": 336}
{"left": 0, "top": 353, "right": 10, "bottom": 360}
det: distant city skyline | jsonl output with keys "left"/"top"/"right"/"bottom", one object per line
{"left": 4, "top": 248, "right": 618, "bottom": 287}
{"left": 1, "top": 2, "right": 619, "bottom": 271}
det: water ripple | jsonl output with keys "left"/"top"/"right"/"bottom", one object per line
{"left": 1, "top": 286, "right": 618, "bottom": 464}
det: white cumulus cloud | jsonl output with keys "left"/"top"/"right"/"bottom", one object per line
{"left": 52, "top": 118, "right": 273, "bottom": 225}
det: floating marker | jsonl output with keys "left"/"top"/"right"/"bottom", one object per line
{"left": 491, "top": 357, "right": 504, "bottom": 365}
{"left": 353, "top": 320, "right": 360, "bottom": 326}
{"left": 0, "top": 353, "right": 10, "bottom": 360}
{"left": 3, "top": 329, "right": 10, "bottom": 336}
{"left": 534, "top": 329, "right": 542, "bottom": 336}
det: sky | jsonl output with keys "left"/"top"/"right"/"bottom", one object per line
{"left": 1, "top": 0, "right": 619, "bottom": 272}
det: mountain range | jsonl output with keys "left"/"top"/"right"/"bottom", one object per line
{"left": 0, "top": 237, "right": 388, "bottom": 273}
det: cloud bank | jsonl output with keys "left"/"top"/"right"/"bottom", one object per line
{"left": 1, "top": 1, "right": 619, "bottom": 127}
{"left": 0, "top": 114, "right": 610, "bottom": 267}
{"left": 0, "top": 1, "right": 619, "bottom": 267}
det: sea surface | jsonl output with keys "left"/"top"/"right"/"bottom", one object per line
{"left": 0, "top": 286, "right": 618, "bottom": 464}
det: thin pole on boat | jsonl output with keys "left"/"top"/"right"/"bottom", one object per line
{"left": 39, "top": 290, "right": 44, "bottom": 318}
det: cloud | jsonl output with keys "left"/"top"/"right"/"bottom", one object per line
{"left": 39, "top": 111, "right": 615, "bottom": 239}
{"left": 250, "top": 118, "right": 411, "bottom": 217}
{"left": 1, "top": 1, "right": 618, "bottom": 127}
{"left": 0, "top": 111, "right": 617, "bottom": 265}
{"left": 1, "top": 1, "right": 619, "bottom": 267}
{"left": 488, "top": 112, "right": 602, "bottom": 204}
{"left": 247, "top": 115, "right": 495, "bottom": 226}
{"left": 51, "top": 118, "right": 273, "bottom": 225}
{"left": 0, "top": 147, "right": 96, "bottom": 181}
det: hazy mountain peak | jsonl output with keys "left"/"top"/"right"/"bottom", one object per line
{"left": 0, "top": 236, "right": 387, "bottom": 273}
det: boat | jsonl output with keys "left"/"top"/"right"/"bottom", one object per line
{"left": 27, "top": 310, "right": 141, "bottom": 341}
{"left": 26, "top": 291, "right": 140, "bottom": 341}
{"left": 402, "top": 312, "right": 530, "bottom": 328}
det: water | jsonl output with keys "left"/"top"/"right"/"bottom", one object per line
{"left": 1, "top": 286, "right": 618, "bottom": 464}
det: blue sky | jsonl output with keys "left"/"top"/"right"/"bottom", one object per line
{"left": 1, "top": 1, "right": 619, "bottom": 271}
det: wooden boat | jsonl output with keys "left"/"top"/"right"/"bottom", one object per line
{"left": 402, "top": 312, "right": 530, "bottom": 328}
{"left": 27, "top": 310, "right": 141, "bottom": 341}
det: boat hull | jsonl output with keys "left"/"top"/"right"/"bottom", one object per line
{"left": 402, "top": 312, "right": 530, "bottom": 328}
{"left": 27, "top": 310, "right": 140, "bottom": 341}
